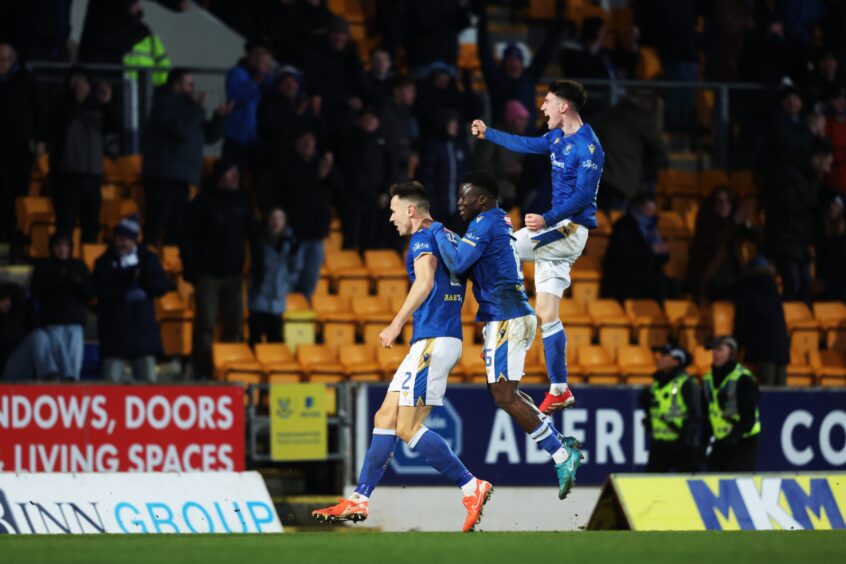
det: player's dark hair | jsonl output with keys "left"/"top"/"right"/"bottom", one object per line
{"left": 548, "top": 80, "right": 588, "bottom": 112}
{"left": 461, "top": 170, "right": 499, "bottom": 199}
{"left": 390, "top": 181, "right": 430, "bottom": 211}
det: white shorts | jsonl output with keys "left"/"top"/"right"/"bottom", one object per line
{"left": 387, "top": 337, "right": 461, "bottom": 406}
{"left": 514, "top": 220, "right": 589, "bottom": 297}
{"left": 482, "top": 315, "right": 537, "bottom": 384}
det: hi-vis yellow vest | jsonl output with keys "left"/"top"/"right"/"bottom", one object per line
{"left": 124, "top": 33, "right": 170, "bottom": 86}
{"left": 650, "top": 373, "right": 689, "bottom": 441}
{"left": 703, "top": 364, "right": 761, "bottom": 440}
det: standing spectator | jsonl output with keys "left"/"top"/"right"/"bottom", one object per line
{"left": 260, "top": 129, "right": 339, "bottom": 298}
{"left": 248, "top": 208, "right": 304, "bottom": 346}
{"left": 634, "top": 0, "right": 701, "bottom": 131}
{"left": 303, "top": 16, "right": 368, "bottom": 148}
{"left": 255, "top": 66, "right": 323, "bottom": 177}
{"left": 471, "top": 100, "right": 531, "bottom": 209}
{"left": 5, "top": 0, "right": 73, "bottom": 62}
{"left": 640, "top": 344, "right": 703, "bottom": 472}
{"left": 380, "top": 76, "right": 420, "bottom": 184}
{"left": 593, "top": 91, "right": 669, "bottom": 212}
{"left": 764, "top": 141, "right": 829, "bottom": 303}
{"left": 684, "top": 186, "right": 756, "bottom": 302}
{"left": 223, "top": 37, "right": 273, "bottom": 171}
{"left": 710, "top": 0, "right": 751, "bottom": 82}
{"left": 142, "top": 69, "right": 232, "bottom": 248}
{"left": 181, "top": 161, "right": 263, "bottom": 380}
{"left": 93, "top": 216, "right": 170, "bottom": 382}
{"left": 802, "top": 52, "right": 842, "bottom": 113}
{"left": 48, "top": 66, "right": 119, "bottom": 243}
{"left": 0, "top": 42, "right": 45, "bottom": 250}
{"left": 816, "top": 194, "right": 846, "bottom": 301}
{"left": 476, "top": 5, "right": 562, "bottom": 131}
{"left": 396, "top": 0, "right": 470, "bottom": 79}
{"left": 365, "top": 48, "right": 395, "bottom": 109}
{"left": 418, "top": 109, "right": 468, "bottom": 231}
{"left": 703, "top": 336, "right": 760, "bottom": 472}
{"left": 29, "top": 232, "right": 94, "bottom": 380}
{"left": 340, "top": 108, "right": 393, "bottom": 250}
{"left": 601, "top": 193, "right": 678, "bottom": 302}
{"left": 733, "top": 256, "right": 790, "bottom": 387}
{"left": 823, "top": 85, "right": 846, "bottom": 196}
{"left": 416, "top": 63, "right": 481, "bottom": 137}
{"left": 78, "top": 0, "right": 186, "bottom": 64}
{"left": 761, "top": 86, "right": 813, "bottom": 173}
{"left": 123, "top": 21, "right": 171, "bottom": 87}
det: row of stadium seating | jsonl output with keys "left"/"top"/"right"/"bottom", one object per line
{"left": 212, "top": 339, "right": 846, "bottom": 392}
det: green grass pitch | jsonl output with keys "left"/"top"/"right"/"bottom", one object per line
{"left": 2, "top": 531, "right": 844, "bottom": 564}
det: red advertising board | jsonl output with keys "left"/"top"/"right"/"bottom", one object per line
{"left": 0, "top": 385, "right": 244, "bottom": 472}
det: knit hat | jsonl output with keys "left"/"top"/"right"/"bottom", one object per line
{"left": 113, "top": 214, "right": 141, "bottom": 241}
{"left": 656, "top": 343, "right": 692, "bottom": 367}
{"left": 505, "top": 100, "right": 530, "bottom": 121}
{"left": 706, "top": 336, "right": 738, "bottom": 352}
{"left": 502, "top": 43, "right": 524, "bottom": 63}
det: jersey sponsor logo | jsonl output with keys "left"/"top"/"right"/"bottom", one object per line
{"left": 550, "top": 154, "right": 566, "bottom": 169}
{"left": 581, "top": 160, "right": 599, "bottom": 171}
{"left": 412, "top": 241, "right": 431, "bottom": 252}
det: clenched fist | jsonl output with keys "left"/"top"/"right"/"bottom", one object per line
{"left": 470, "top": 119, "right": 487, "bottom": 139}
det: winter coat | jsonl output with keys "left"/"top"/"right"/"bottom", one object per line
{"left": 248, "top": 232, "right": 304, "bottom": 315}
{"left": 48, "top": 95, "right": 119, "bottom": 177}
{"left": 93, "top": 245, "right": 170, "bottom": 357}
{"left": 764, "top": 161, "right": 819, "bottom": 263}
{"left": 255, "top": 90, "right": 322, "bottom": 174}
{"left": 733, "top": 266, "right": 790, "bottom": 364}
{"left": 0, "top": 64, "right": 45, "bottom": 152}
{"left": 380, "top": 99, "right": 419, "bottom": 183}
{"left": 224, "top": 60, "right": 272, "bottom": 145}
{"left": 142, "top": 88, "right": 224, "bottom": 185}
{"left": 601, "top": 212, "right": 670, "bottom": 301}
{"left": 30, "top": 257, "right": 93, "bottom": 326}
{"left": 419, "top": 133, "right": 468, "bottom": 219}
{"left": 180, "top": 186, "right": 263, "bottom": 281}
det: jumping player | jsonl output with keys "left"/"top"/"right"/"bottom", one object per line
{"left": 470, "top": 80, "right": 604, "bottom": 414}
{"left": 312, "top": 182, "right": 492, "bottom": 533}
{"left": 430, "top": 171, "right": 583, "bottom": 500}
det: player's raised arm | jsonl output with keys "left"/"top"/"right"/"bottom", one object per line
{"left": 430, "top": 222, "right": 487, "bottom": 276}
{"left": 480, "top": 125, "right": 549, "bottom": 155}
{"left": 541, "top": 143, "right": 603, "bottom": 227}
{"left": 379, "top": 252, "right": 436, "bottom": 348}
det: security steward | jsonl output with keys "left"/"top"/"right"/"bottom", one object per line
{"left": 641, "top": 344, "right": 703, "bottom": 472}
{"left": 703, "top": 336, "right": 761, "bottom": 471}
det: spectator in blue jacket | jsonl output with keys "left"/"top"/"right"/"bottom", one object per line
{"left": 93, "top": 216, "right": 171, "bottom": 382}
{"left": 223, "top": 37, "right": 274, "bottom": 171}
{"left": 248, "top": 208, "right": 304, "bottom": 346}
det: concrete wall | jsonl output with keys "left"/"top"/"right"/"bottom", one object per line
{"left": 342, "top": 485, "right": 602, "bottom": 532}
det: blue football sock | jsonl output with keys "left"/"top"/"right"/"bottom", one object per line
{"left": 409, "top": 427, "right": 474, "bottom": 487}
{"left": 542, "top": 320, "right": 568, "bottom": 385}
{"left": 354, "top": 429, "right": 398, "bottom": 498}
{"left": 529, "top": 420, "right": 564, "bottom": 457}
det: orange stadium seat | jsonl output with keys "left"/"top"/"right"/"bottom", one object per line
{"left": 617, "top": 345, "right": 656, "bottom": 385}
{"left": 625, "top": 299, "right": 671, "bottom": 348}
{"left": 213, "top": 343, "right": 263, "bottom": 382}
{"left": 255, "top": 343, "right": 301, "bottom": 383}
{"left": 296, "top": 344, "right": 346, "bottom": 383}
{"left": 711, "top": 302, "right": 735, "bottom": 337}
{"left": 664, "top": 300, "right": 709, "bottom": 349}
{"left": 690, "top": 345, "right": 711, "bottom": 376}
{"left": 813, "top": 302, "right": 846, "bottom": 351}
{"left": 813, "top": 350, "right": 846, "bottom": 387}
{"left": 353, "top": 296, "right": 394, "bottom": 343}
{"left": 786, "top": 349, "right": 815, "bottom": 387}
{"left": 376, "top": 344, "right": 409, "bottom": 380}
{"left": 456, "top": 344, "right": 484, "bottom": 381}
{"left": 578, "top": 345, "right": 620, "bottom": 385}
{"left": 340, "top": 344, "right": 382, "bottom": 382}
{"left": 783, "top": 302, "right": 821, "bottom": 354}
{"left": 587, "top": 299, "right": 631, "bottom": 355}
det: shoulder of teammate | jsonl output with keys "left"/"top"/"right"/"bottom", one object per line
{"left": 409, "top": 229, "right": 436, "bottom": 262}
{"left": 462, "top": 211, "right": 496, "bottom": 247}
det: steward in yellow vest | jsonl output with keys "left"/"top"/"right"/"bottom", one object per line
{"left": 703, "top": 336, "right": 761, "bottom": 472}
{"left": 641, "top": 344, "right": 704, "bottom": 472}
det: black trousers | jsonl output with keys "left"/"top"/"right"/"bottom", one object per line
{"left": 647, "top": 439, "right": 703, "bottom": 473}
{"left": 707, "top": 435, "right": 759, "bottom": 472}
{"left": 53, "top": 173, "right": 102, "bottom": 243}
{"left": 248, "top": 310, "right": 283, "bottom": 347}
{"left": 144, "top": 177, "right": 189, "bottom": 247}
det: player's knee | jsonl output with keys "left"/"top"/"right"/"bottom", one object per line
{"left": 373, "top": 407, "right": 396, "bottom": 431}
{"left": 395, "top": 422, "right": 418, "bottom": 444}
{"left": 488, "top": 382, "right": 518, "bottom": 411}
{"left": 536, "top": 303, "right": 558, "bottom": 324}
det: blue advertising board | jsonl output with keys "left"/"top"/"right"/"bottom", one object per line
{"left": 357, "top": 385, "right": 846, "bottom": 486}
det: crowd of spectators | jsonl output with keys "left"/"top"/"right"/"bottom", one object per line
{"left": 1, "top": 0, "right": 845, "bottom": 383}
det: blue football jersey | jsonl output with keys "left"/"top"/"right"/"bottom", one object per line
{"left": 485, "top": 124, "right": 604, "bottom": 229}
{"left": 433, "top": 208, "right": 534, "bottom": 322}
{"left": 406, "top": 226, "right": 465, "bottom": 343}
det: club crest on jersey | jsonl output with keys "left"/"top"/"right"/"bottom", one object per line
{"left": 588, "top": 144, "right": 595, "bottom": 154}
{"left": 564, "top": 144, "right": 572, "bottom": 154}
{"left": 476, "top": 216, "right": 484, "bottom": 223}
{"left": 553, "top": 138, "right": 560, "bottom": 144}
{"left": 423, "top": 353, "right": 431, "bottom": 362}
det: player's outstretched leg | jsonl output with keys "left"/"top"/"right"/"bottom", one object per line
{"left": 312, "top": 396, "right": 399, "bottom": 523}
{"left": 403, "top": 424, "right": 493, "bottom": 532}
{"left": 491, "top": 381, "right": 582, "bottom": 499}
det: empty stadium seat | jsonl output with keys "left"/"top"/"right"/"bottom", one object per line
{"left": 625, "top": 299, "right": 671, "bottom": 348}
{"left": 82, "top": 243, "right": 107, "bottom": 272}
{"left": 663, "top": 300, "right": 709, "bottom": 349}
{"left": 157, "top": 292, "right": 193, "bottom": 357}
{"left": 711, "top": 302, "right": 735, "bottom": 337}
{"left": 456, "top": 344, "right": 484, "bottom": 381}
{"left": 339, "top": 344, "right": 382, "bottom": 382}
{"left": 690, "top": 345, "right": 711, "bottom": 376}
{"left": 786, "top": 349, "right": 815, "bottom": 387}
{"left": 296, "top": 344, "right": 346, "bottom": 382}
{"left": 255, "top": 343, "right": 301, "bottom": 382}
{"left": 813, "top": 350, "right": 846, "bottom": 387}
{"left": 376, "top": 277, "right": 409, "bottom": 300}
{"left": 212, "top": 343, "right": 263, "bottom": 382}
{"left": 578, "top": 345, "right": 620, "bottom": 385}
{"left": 376, "top": 344, "right": 409, "bottom": 380}
{"left": 587, "top": 299, "right": 631, "bottom": 354}
{"left": 813, "top": 302, "right": 846, "bottom": 351}
{"left": 783, "top": 302, "right": 821, "bottom": 354}
{"left": 617, "top": 345, "right": 656, "bottom": 384}
{"left": 352, "top": 296, "right": 394, "bottom": 343}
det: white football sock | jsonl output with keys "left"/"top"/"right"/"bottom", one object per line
{"left": 460, "top": 477, "right": 478, "bottom": 497}
{"left": 349, "top": 492, "right": 369, "bottom": 502}
{"left": 552, "top": 447, "right": 570, "bottom": 465}
{"left": 549, "top": 383, "right": 569, "bottom": 395}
